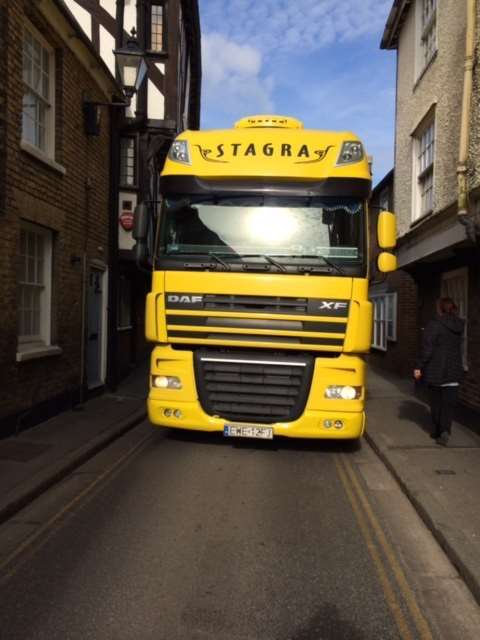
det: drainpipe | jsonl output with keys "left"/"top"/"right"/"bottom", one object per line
{"left": 457, "top": 0, "right": 478, "bottom": 242}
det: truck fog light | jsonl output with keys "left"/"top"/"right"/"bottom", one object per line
{"left": 164, "top": 408, "right": 173, "bottom": 417}
{"left": 174, "top": 409, "right": 183, "bottom": 419}
{"left": 334, "top": 420, "right": 343, "bottom": 429}
{"left": 324, "top": 420, "right": 333, "bottom": 428}
{"left": 153, "top": 375, "right": 182, "bottom": 389}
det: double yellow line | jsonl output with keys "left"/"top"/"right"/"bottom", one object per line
{"left": 0, "top": 432, "right": 153, "bottom": 583}
{"left": 335, "top": 454, "right": 433, "bottom": 640}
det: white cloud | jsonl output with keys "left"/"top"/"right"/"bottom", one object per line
{"left": 201, "top": 32, "right": 275, "bottom": 125}
{"left": 201, "top": 0, "right": 392, "bottom": 54}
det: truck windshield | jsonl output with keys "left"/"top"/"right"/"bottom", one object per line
{"left": 158, "top": 195, "right": 365, "bottom": 267}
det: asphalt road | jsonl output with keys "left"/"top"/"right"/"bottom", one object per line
{"left": 0, "top": 422, "right": 479, "bottom": 640}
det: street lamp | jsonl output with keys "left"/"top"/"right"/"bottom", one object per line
{"left": 83, "top": 29, "right": 147, "bottom": 135}
{"left": 113, "top": 28, "right": 148, "bottom": 100}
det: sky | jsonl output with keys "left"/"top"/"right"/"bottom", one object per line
{"left": 198, "top": 0, "right": 396, "bottom": 186}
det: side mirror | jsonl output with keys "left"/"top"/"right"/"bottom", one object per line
{"left": 133, "top": 202, "right": 150, "bottom": 271}
{"left": 377, "top": 252, "right": 397, "bottom": 273}
{"left": 377, "top": 210, "right": 396, "bottom": 249}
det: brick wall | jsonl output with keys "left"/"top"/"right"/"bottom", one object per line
{"left": 0, "top": 3, "right": 6, "bottom": 219}
{"left": 0, "top": 0, "right": 113, "bottom": 434}
{"left": 368, "top": 173, "right": 420, "bottom": 376}
{"left": 460, "top": 266, "right": 480, "bottom": 410}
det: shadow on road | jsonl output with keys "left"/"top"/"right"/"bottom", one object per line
{"left": 288, "top": 604, "right": 367, "bottom": 640}
{"left": 160, "top": 427, "right": 362, "bottom": 455}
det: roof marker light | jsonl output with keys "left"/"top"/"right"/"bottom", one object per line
{"left": 168, "top": 140, "right": 191, "bottom": 165}
{"left": 337, "top": 141, "right": 364, "bottom": 165}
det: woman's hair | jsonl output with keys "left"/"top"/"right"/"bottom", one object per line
{"left": 437, "top": 297, "right": 457, "bottom": 315}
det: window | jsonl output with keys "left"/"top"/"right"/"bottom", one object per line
{"left": 441, "top": 268, "right": 468, "bottom": 369}
{"left": 18, "top": 222, "right": 53, "bottom": 347}
{"left": 120, "top": 137, "right": 136, "bottom": 187}
{"left": 22, "top": 25, "right": 54, "bottom": 155}
{"left": 414, "top": 118, "right": 435, "bottom": 220}
{"left": 421, "top": 0, "right": 437, "bottom": 68}
{"left": 371, "top": 292, "right": 397, "bottom": 351}
{"left": 117, "top": 276, "right": 132, "bottom": 329}
{"left": 151, "top": 3, "right": 166, "bottom": 52}
{"left": 379, "top": 188, "right": 390, "bottom": 212}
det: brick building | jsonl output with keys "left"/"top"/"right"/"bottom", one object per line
{"left": 0, "top": 0, "right": 121, "bottom": 436}
{"left": 368, "top": 170, "right": 418, "bottom": 376}
{"left": 380, "top": 0, "right": 480, "bottom": 410}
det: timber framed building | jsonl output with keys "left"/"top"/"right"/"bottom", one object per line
{"left": 64, "top": 0, "right": 202, "bottom": 383}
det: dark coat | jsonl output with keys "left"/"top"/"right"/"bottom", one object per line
{"left": 417, "top": 314, "right": 465, "bottom": 386}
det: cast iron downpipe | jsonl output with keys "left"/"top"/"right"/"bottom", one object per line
{"left": 457, "top": 0, "right": 478, "bottom": 242}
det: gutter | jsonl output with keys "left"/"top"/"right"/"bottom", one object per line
{"left": 457, "top": 0, "right": 479, "bottom": 242}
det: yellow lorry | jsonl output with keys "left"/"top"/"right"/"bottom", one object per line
{"left": 134, "top": 115, "right": 396, "bottom": 440}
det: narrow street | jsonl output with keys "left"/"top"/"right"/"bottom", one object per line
{"left": 0, "top": 421, "right": 478, "bottom": 640}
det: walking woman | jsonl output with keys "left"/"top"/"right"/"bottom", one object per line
{"left": 413, "top": 297, "right": 465, "bottom": 446}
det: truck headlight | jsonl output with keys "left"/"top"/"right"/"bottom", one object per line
{"left": 336, "top": 141, "right": 364, "bottom": 165}
{"left": 325, "top": 385, "right": 361, "bottom": 400}
{"left": 152, "top": 375, "right": 183, "bottom": 390}
{"left": 168, "top": 140, "right": 191, "bottom": 165}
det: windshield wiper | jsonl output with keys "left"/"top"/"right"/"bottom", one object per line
{"left": 237, "top": 254, "right": 286, "bottom": 272}
{"left": 163, "top": 251, "right": 231, "bottom": 271}
{"left": 269, "top": 255, "right": 345, "bottom": 275}
{"left": 208, "top": 252, "right": 231, "bottom": 271}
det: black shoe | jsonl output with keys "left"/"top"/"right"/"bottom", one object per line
{"left": 430, "top": 433, "right": 439, "bottom": 439}
{"left": 436, "top": 432, "right": 450, "bottom": 447}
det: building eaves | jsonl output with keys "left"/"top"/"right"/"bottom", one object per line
{"left": 380, "top": 0, "right": 412, "bottom": 50}
{"left": 372, "top": 168, "right": 394, "bottom": 198}
{"left": 38, "top": 0, "right": 123, "bottom": 99}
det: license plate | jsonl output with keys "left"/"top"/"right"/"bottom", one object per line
{"left": 224, "top": 424, "right": 273, "bottom": 440}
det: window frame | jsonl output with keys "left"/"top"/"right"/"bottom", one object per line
{"left": 415, "top": 0, "right": 437, "bottom": 80}
{"left": 17, "top": 221, "right": 54, "bottom": 349}
{"left": 119, "top": 136, "right": 137, "bottom": 188}
{"left": 149, "top": 1, "right": 168, "bottom": 54}
{"left": 441, "top": 267, "right": 468, "bottom": 370}
{"left": 22, "top": 22, "right": 55, "bottom": 159}
{"left": 420, "top": 0, "right": 437, "bottom": 69}
{"left": 412, "top": 115, "right": 435, "bottom": 222}
{"left": 371, "top": 292, "right": 398, "bottom": 351}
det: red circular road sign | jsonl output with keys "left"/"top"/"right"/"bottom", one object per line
{"left": 119, "top": 211, "right": 134, "bottom": 231}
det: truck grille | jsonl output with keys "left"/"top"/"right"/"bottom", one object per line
{"left": 165, "top": 293, "right": 349, "bottom": 352}
{"left": 194, "top": 350, "right": 314, "bottom": 424}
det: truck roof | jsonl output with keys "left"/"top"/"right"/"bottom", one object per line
{"left": 162, "top": 115, "right": 371, "bottom": 182}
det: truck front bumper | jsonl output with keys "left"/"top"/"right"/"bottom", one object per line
{"left": 148, "top": 398, "right": 365, "bottom": 439}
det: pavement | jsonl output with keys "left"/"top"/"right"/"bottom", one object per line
{"left": 366, "top": 366, "right": 480, "bottom": 606}
{"left": 0, "top": 360, "right": 149, "bottom": 524}
{"left": 0, "top": 358, "right": 479, "bottom": 605}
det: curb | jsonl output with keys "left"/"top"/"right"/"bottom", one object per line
{"left": 0, "top": 407, "right": 147, "bottom": 526}
{"left": 365, "top": 431, "right": 480, "bottom": 606}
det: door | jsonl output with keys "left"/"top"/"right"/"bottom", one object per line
{"left": 87, "top": 268, "right": 105, "bottom": 389}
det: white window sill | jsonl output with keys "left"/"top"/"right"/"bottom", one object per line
{"left": 20, "top": 141, "right": 67, "bottom": 176}
{"left": 16, "top": 344, "right": 63, "bottom": 362}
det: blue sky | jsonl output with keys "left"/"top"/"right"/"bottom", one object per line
{"left": 198, "top": 0, "right": 396, "bottom": 186}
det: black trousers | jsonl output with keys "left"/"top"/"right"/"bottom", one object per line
{"left": 429, "top": 385, "right": 458, "bottom": 436}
